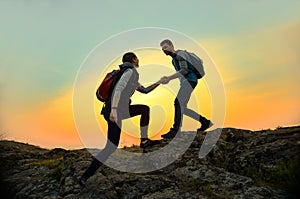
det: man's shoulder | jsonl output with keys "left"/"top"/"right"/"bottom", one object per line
{"left": 175, "top": 49, "right": 185, "bottom": 54}
{"left": 175, "top": 50, "right": 188, "bottom": 60}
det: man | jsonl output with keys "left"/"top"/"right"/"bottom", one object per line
{"left": 78, "top": 52, "right": 161, "bottom": 187}
{"left": 160, "top": 39, "right": 213, "bottom": 139}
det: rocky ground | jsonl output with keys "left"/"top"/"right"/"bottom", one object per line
{"left": 0, "top": 126, "right": 299, "bottom": 198}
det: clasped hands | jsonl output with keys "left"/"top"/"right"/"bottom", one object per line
{"left": 110, "top": 76, "right": 170, "bottom": 123}
{"left": 157, "top": 76, "right": 170, "bottom": 85}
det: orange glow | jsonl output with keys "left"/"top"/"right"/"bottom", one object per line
{"left": 4, "top": 23, "right": 300, "bottom": 149}
{"left": 5, "top": 90, "right": 83, "bottom": 149}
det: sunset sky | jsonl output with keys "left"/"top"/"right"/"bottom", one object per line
{"left": 1, "top": 1, "right": 299, "bottom": 149}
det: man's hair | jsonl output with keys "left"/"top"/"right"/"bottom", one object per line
{"left": 122, "top": 52, "right": 137, "bottom": 63}
{"left": 160, "top": 39, "right": 174, "bottom": 47}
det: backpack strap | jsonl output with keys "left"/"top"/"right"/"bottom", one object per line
{"left": 177, "top": 50, "right": 195, "bottom": 73}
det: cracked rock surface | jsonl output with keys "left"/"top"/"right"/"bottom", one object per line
{"left": 1, "top": 126, "right": 299, "bottom": 198}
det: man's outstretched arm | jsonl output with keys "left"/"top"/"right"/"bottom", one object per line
{"left": 161, "top": 51, "right": 189, "bottom": 84}
{"left": 160, "top": 72, "right": 181, "bottom": 84}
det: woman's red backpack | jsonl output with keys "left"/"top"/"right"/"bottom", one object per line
{"left": 96, "top": 67, "right": 131, "bottom": 103}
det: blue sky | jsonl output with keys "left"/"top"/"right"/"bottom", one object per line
{"left": 1, "top": 0, "right": 299, "bottom": 104}
{"left": 1, "top": 0, "right": 299, "bottom": 148}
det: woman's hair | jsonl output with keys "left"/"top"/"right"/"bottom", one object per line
{"left": 122, "top": 52, "right": 137, "bottom": 63}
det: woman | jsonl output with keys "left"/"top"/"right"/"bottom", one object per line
{"left": 78, "top": 52, "right": 161, "bottom": 187}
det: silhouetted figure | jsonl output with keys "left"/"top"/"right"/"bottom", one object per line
{"left": 78, "top": 52, "right": 161, "bottom": 187}
{"left": 159, "top": 39, "right": 213, "bottom": 139}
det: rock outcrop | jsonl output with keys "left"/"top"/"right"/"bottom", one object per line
{"left": 0, "top": 126, "right": 299, "bottom": 198}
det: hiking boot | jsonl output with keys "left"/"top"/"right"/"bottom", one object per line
{"left": 77, "top": 177, "right": 86, "bottom": 188}
{"left": 140, "top": 138, "right": 160, "bottom": 148}
{"left": 161, "top": 128, "right": 179, "bottom": 139}
{"left": 197, "top": 120, "right": 213, "bottom": 132}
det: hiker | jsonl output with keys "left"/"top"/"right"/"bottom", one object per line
{"left": 78, "top": 52, "right": 161, "bottom": 187}
{"left": 159, "top": 39, "right": 213, "bottom": 138}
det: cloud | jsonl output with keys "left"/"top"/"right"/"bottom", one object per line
{"left": 204, "top": 20, "right": 300, "bottom": 95}
{"left": 200, "top": 20, "right": 300, "bottom": 129}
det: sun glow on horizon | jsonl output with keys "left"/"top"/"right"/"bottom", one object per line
{"left": 2, "top": 19, "right": 300, "bottom": 149}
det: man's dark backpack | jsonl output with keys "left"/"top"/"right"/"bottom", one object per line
{"left": 96, "top": 68, "right": 128, "bottom": 103}
{"left": 184, "top": 50, "right": 205, "bottom": 79}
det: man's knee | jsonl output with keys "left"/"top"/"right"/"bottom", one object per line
{"left": 175, "top": 98, "right": 186, "bottom": 106}
{"left": 174, "top": 98, "right": 188, "bottom": 112}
